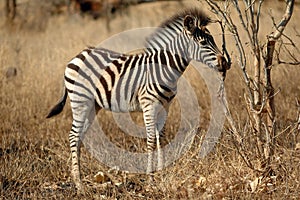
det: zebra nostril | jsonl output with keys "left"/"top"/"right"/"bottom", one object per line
{"left": 217, "top": 54, "right": 230, "bottom": 71}
{"left": 217, "top": 64, "right": 223, "bottom": 72}
{"left": 222, "top": 56, "right": 230, "bottom": 70}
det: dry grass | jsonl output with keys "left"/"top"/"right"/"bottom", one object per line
{"left": 1, "top": 0, "right": 300, "bottom": 199}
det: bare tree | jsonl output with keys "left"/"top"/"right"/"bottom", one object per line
{"left": 202, "top": 0, "right": 297, "bottom": 176}
{"left": 5, "top": 0, "right": 17, "bottom": 23}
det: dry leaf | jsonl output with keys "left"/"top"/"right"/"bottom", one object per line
{"left": 295, "top": 143, "right": 300, "bottom": 151}
{"left": 94, "top": 171, "right": 110, "bottom": 184}
{"left": 249, "top": 176, "right": 262, "bottom": 192}
{"left": 196, "top": 176, "right": 207, "bottom": 187}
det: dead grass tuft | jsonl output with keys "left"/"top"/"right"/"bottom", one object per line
{"left": 0, "top": 0, "right": 299, "bottom": 199}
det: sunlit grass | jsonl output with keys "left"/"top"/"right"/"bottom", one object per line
{"left": 0, "top": 0, "right": 299, "bottom": 199}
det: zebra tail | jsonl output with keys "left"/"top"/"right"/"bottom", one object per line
{"left": 46, "top": 86, "right": 68, "bottom": 118}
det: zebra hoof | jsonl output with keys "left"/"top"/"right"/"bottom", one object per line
{"left": 74, "top": 181, "right": 84, "bottom": 192}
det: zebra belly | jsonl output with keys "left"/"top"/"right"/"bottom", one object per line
{"left": 99, "top": 89, "right": 142, "bottom": 113}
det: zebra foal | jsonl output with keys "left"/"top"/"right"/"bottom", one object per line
{"left": 47, "top": 8, "right": 230, "bottom": 189}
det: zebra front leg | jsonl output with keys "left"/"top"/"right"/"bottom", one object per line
{"left": 142, "top": 103, "right": 157, "bottom": 174}
{"left": 156, "top": 108, "right": 168, "bottom": 171}
{"left": 143, "top": 103, "right": 167, "bottom": 173}
{"left": 145, "top": 120, "right": 156, "bottom": 174}
{"left": 155, "top": 127, "right": 163, "bottom": 171}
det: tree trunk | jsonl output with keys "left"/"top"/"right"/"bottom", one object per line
{"left": 5, "top": 0, "right": 17, "bottom": 22}
{"left": 263, "top": 0, "right": 294, "bottom": 169}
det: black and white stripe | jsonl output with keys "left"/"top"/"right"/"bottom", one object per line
{"left": 47, "top": 8, "right": 229, "bottom": 189}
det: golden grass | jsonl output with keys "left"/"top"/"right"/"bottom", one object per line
{"left": 1, "top": 0, "right": 300, "bottom": 199}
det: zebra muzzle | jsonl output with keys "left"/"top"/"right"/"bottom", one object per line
{"left": 217, "top": 54, "right": 231, "bottom": 72}
{"left": 215, "top": 54, "right": 231, "bottom": 81}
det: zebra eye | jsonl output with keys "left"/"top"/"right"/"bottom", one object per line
{"left": 200, "top": 40, "right": 207, "bottom": 45}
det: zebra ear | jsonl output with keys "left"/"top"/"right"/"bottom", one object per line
{"left": 183, "top": 15, "right": 195, "bottom": 33}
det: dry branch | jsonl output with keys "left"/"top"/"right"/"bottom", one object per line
{"left": 204, "top": 0, "right": 254, "bottom": 105}
{"left": 268, "top": 0, "right": 294, "bottom": 41}
{"left": 218, "top": 86, "right": 256, "bottom": 171}
{"left": 263, "top": 0, "right": 295, "bottom": 162}
{"left": 203, "top": 0, "right": 296, "bottom": 174}
{"left": 296, "top": 98, "right": 300, "bottom": 132}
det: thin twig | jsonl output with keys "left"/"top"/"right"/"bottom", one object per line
{"left": 205, "top": 0, "right": 255, "bottom": 105}
{"left": 269, "top": 0, "right": 294, "bottom": 41}
{"left": 274, "top": 40, "right": 300, "bottom": 66}
{"left": 233, "top": 0, "right": 254, "bottom": 49}
{"left": 256, "top": 0, "right": 264, "bottom": 35}
{"left": 217, "top": 20, "right": 232, "bottom": 68}
{"left": 296, "top": 98, "right": 300, "bottom": 131}
{"left": 278, "top": 61, "right": 300, "bottom": 66}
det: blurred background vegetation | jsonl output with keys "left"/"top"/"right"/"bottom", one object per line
{"left": 0, "top": 0, "right": 299, "bottom": 199}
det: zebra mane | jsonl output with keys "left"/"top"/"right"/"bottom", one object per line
{"left": 160, "top": 8, "right": 210, "bottom": 29}
{"left": 145, "top": 8, "right": 211, "bottom": 49}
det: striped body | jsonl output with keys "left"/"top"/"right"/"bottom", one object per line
{"left": 47, "top": 8, "right": 230, "bottom": 190}
{"left": 66, "top": 47, "right": 186, "bottom": 113}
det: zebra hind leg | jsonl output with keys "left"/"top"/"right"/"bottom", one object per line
{"left": 69, "top": 124, "right": 82, "bottom": 190}
{"left": 69, "top": 102, "right": 100, "bottom": 190}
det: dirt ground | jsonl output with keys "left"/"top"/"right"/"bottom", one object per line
{"left": 0, "top": 0, "right": 300, "bottom": 199}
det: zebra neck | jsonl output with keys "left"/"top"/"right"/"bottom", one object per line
{"left": 143, "top": 47, "right": 190, "bottom": 78}
{"left": 145, "top": 28, "right": 191, "bottom": 74}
